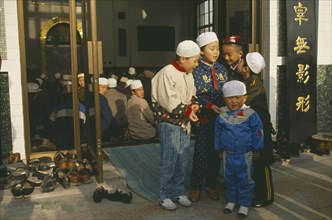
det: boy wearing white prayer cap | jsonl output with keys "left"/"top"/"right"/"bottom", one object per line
{"left": 126, "top": 80, "right": 156, "bottom": 141}
{"left": 237, "top": 52, "right": 275, "bottom": 209}
{"left": 190, "top": 31, "right": 229, "bottom": 202}
{"left": 151, "top": 40, "right": 201, "bottom": 210}
{"left": 215, "top": 80, "right": 264, "bottom": 219}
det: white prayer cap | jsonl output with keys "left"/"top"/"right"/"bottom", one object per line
{"left": 126, "top": 79, "right": 133, "bottom": 88}
{"left": 128, "top": 67, "right": 136, "bottom": 75}
{"left": 246, "top": 52, "right": 265, "bottom": 74}
{"left": 98, "top": 77, "right": 108, "bottom": 85}
{"left": 27, "top": 82, "right": 41, "bottom": 93}
{"left": 176, "top": 40, "right": 200, "bottom": 57}
{"left": 130, "top": 80, "right": 143, "bottom": 90}
{"left": 196, "top": 32, "right": 219, "bottom": 47}
{"left": 62, "top": 80, "right": 72, "bottom": 86}
{"left": 63, "top": 74, "right": 71, "bottom": 81}
{"left": 108, "top": 78, "right": 117, "bottom": 88}
{"left": 77, "top": 73, "right": 84, "bottom": 78}
{"left": 222, "top": 80, "right": 247, "bottom": 97}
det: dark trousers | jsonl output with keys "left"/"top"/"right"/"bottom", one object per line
{"left": 191, "top": 122, "right": 220, "bottom": 190}
{"left": 253, "top": 159, "right": 274, "bottom": 206}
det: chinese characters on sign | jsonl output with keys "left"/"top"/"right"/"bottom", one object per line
{"left": 286, "top": 0, "right": 317, "bottom": 143}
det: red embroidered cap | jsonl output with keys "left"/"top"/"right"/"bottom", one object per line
{"left": 222, "top": 35, "right": 243, "bottom": 45}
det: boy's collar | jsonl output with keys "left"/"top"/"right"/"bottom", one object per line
{"left": 171, "top": 60, "right": 186, "bottom": 73}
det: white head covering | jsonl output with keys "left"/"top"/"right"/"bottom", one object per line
{"left": 27, "top": 82, "right": 41, "bottom": 93}
{"left": 176, "top": 40, "right": 200, "bottom": 57}
{"left": 77, "top": 73, "right": 84, "bottom": 78}
{"left": 63, "top": 74, "right": 71, "bottom": 81}
{"left": 222, "top": 80, "right": 247, "bottom": 97}
{"left": 126, "top": 79, "right": 133, "bottom": 88}
{"left": 196, "top": 32, "right": 219, "bottom": 47}
{"left": 107, "top": 78, "right": 117, "bottom": 88}
{"left": 98, "top": 77, "right": 108, "bottom": 85}
{"left": 130, "top": 80, "right": 143, "bottom": 90}
{"left": 128, "top": 67, "right": 136, "bottom": 75}
{"left": 246, "top": 52, "right": 265, "bottom": 74}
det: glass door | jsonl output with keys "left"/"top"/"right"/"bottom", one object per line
{"left": 18, "top": 0, "right": 102, "bottom": 178}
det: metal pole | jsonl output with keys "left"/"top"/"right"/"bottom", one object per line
{"left": 90, "top": 0, "right": 103, "bottom": 183}
{"left": 69, "top": 0, "right": 81, "bottom": 159}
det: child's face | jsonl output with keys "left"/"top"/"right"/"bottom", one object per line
{"left": 224, "top": 95, "right": 247, "bottom": 111}
{"left": 201, "top": 41, "right": 220, "bottom": 64}
{"left": 78, "top": 77, "right": 85, "bottom": 88}
{"left": 222, "top": 44, "right": 243, "bottom": 68}
{"left": 181, "top": 54, "right": 200, "bottom": 73}
{"left": 132, "top": 87, "right": 144, "bottom": 99}
{"left": 236, "top": 59, "right": 250, "bottom": 77}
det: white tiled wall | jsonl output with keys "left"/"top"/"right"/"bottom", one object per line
{"left": 317, "top": 1, "right": 332, "bottom": 65}
{"left": 265, "top": 0, "right": 279, "bottom": 131}
{"left": 3, "top": 0, "right": 25, "bottom": 159}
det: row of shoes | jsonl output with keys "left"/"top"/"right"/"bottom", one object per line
{"left": 92, "top": 186, "right": 132, "bottom": 204}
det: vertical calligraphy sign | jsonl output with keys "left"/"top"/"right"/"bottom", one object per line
{"left": 286, "top": 0, "right": 317, "bottom": 143}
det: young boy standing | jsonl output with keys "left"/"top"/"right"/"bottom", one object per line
{"left": 215, "top": 80, "right": 264, "bottom": 218}
{"left": 190, "top": 31, "right": 228, "bottom": 202}
{"left": 151, "top": 40, "right": 201, "bottom": 210}
{"left": 221, "top": 35, "right": 244, "bottom": 81}
{"left": 236, "top": 52, "right": 275, "bottom": 207}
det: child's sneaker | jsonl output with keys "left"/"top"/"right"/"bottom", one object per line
{"left": 223, "top": 202, "right": 235, "bottom": 214}
{"left": 237, "top": 206, "right": 249, "bottom": 219}
{"left": 160, "top": 198, "right": 176, "bottom": 210}
{"left": 174, "top": 195, "right": 192, "bottom": 207}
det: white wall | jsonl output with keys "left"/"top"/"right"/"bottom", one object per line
{"left": 3, "top": 0, "right": 25, "bottom": 159}
{"left": 265, "top": 0, "right": 278, "bottom": 131}
{"left": 317, "top": 0, "right": 332, "bottom": 65}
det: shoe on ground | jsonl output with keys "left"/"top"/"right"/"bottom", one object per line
{"left": 174, "top": 195, "right": 192, "bottom": 207}
{"left": 93, "top": 186, "right": 108, "bottom": 203}
{"left": 237, "top": 206, "right": 249, "bottom": 219}
{"left": 160, "top": 198, "right": 176, "bottom": 210}
{"left": 190, "top": 190, "right": 201, "bottom": 202}
{"left": 223, "top": 202, "right": 235, "bottom": 214}
{"left": 206, "top": 188, "right": 219, "bottom": 200}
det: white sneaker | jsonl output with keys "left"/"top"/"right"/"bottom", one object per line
{"left": 174, "top": 195, "right": 192, "bottom": 207}
{"left": 160, "top": 198, "right": 176, "bottom": 210}
{"left": 223, "top": 202, "right": 235, "bottom": 214}
{"left": 237, "top": 206, "right": 249, "bottom": 219}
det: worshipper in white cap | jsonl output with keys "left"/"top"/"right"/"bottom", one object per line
{"left": 215, "top": 79, "right": 264, "bottom": 219}
{"left": 236, "top": 52, "right": 275, "bottom": 208}
{"left": 190, "top": 31, "right": 229, "bottom": 202}
{"left": 138, "top": 69, "right": 155, "bottom": 106}
{"left": 104, "top": 77, "right": 128, "bottom": 133}
{"left": 125, "top": 80, "right": 156, "bottom": 141}
{"left": 98, "top": 77, "right": 121, "bottom": 141}
{"left": 151, "top": 40, "right": 200, "bottom": 210}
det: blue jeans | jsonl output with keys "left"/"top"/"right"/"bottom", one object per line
{"left": 158, "top": 122, "right": 191, "bottom": 201}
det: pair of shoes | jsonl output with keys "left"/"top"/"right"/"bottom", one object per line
{"left": 67, "top": 170, "right": 80, "bottom": 186}
{"left": 11, "top": 182, "right": 34, "bottom": 198}
{"left": 189, "top": 190, "right": 201, "bottom": 202}
{"left": 55, "top": 169, "right": 70, "bottom": 189}
{"left": 160, "top": 198, "right": 176, "bottom": 210}
{"left": 237, "top": 206, "right": 249, "bottom": 219}
{"left": 7, "top": 152, "right": 21, "bottom": 164}
{"left": 173, "top": 195, "right": 191, "bottom": 207}
{"left": 78, "top": 169, "right": 92, "bottom": 184}
{"left": 206, "top": 188, "right": 219, "bottom": 200}
{"left": 107, "top": 189, "right": 133, "bottom": 204}
{"left": 93, "top": 186, "right": 109, "bottom": 203}
{"left": 223, "top": 202, "right": 235, "bottom": 214}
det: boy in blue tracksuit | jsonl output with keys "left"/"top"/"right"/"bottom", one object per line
{"left": 214, "top": 80, "right": 264, "bottom": 219}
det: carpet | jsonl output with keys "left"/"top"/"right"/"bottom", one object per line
{"left": 103, "top": 140, "right": 195, "bottom": 203}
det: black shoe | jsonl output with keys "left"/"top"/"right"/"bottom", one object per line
{"left": 107, "top": 189, "right": 133, "bottom": 204}
{"left": 93, "top": 186, "right": 108, "bottom": 203}
{"left": 40, "top": 175, "right": 56, "bottom": 193}
{"left": 11, "top": 183, "right": 24, "bottom": 198}
{"left": 22, "top": 182, "right": 34, "bottom": 198}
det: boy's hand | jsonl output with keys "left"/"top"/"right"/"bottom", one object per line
{"left": 191, "top": 104, "right": 200, "bottom": 112}
{"left": 218, "top": 152, "right": 223, "bottom": 161}
{"left": 211, "top": 104, "right": 221, "bottom": 114}
{"left": 253, "top": 152, "right": 260, "bottom": 160}
{"left": 189, "top": 111, "right": 199, "bottom": 122}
